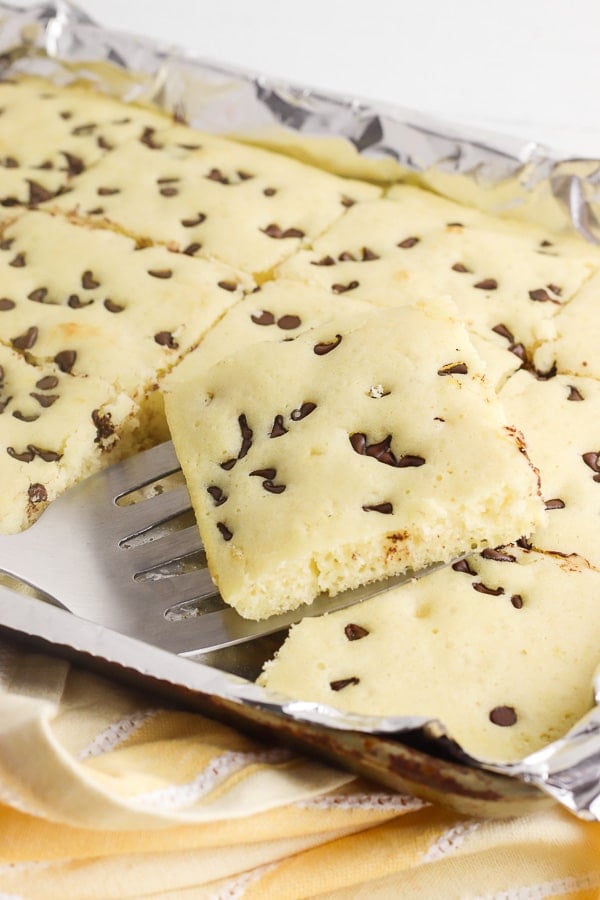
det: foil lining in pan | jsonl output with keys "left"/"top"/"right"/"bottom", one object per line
{"left": 0, "top": 0, "right": 598, "bottom": 819}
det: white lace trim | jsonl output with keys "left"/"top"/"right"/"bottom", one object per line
{"left": 297, "top": 791, "right": 428, "bottom": 812}
{"left": 472, "top": 870, "right": 600, "bottom": 900}
{"left": 420, "top": 818, "right": 482, "bottom": 862}
{"left": 210, "top": 862, "right": 280, "bottom": 900}
{"left": 77, "top": 708, "right": 162, "bottom": 760}
{"left": 132, "top": 748, "right": 291, "bottom": 811}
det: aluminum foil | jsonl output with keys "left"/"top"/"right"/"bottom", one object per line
{"left": 0, "top": 0, "right": 599, "bottom": 820}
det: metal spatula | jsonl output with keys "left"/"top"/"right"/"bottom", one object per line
{"left": 0, "top": 441, "right": 452, "bottom": 656}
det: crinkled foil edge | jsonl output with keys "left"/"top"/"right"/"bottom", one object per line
{"left": 0, "top": 0, "right": 599, "bottom": 819}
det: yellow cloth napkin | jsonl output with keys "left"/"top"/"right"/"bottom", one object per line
{"left": 0, "top": 638, "right": 599, "bottom": 899}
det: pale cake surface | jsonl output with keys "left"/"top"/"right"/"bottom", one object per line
{"left": 165, "top": 299, "right": 542, "bottom": 620}
{"left": 533, "top": 269, "right": 600, "bottom": 380}
{"left": 259, "top": 547, "right": 600, "bottom": 763}
{"left": 51, "top": 125, "right": 380, "bottom": 276}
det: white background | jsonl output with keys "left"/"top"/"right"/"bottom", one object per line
{"left": 15, "top": 0, "right": 600, "bottom": 158}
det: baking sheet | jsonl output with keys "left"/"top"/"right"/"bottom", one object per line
{"left": 0, "top": 0, "right": 599, "bottom": 819}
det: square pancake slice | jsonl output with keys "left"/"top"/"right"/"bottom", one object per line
{"left": 0, "top": 343, "right": 139, "bottom": 533}
{"left": 164, "top": 298, "right": 542, "bottom": 620}
{"left": 0, "top": 75, "right": 170, "bottom": 206}
{"left": 499, "top": 369, "right": 600, "bottom": 567}
{"left": 259, "top": 546, "right": 600, "bottom": 763}
{"left": 49, "top": 125, "right": 380, "bottom": 276}
{"left": 276, "top": 187, "right": 600, "bottom": 368}
{"left": 0, "top": 209, "right": 253, "bottom": 403}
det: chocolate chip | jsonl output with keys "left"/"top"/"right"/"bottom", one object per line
{"left": 220, "top": 458, "right": 237, "bottom": 471}
{"left": 263, "top": 480, "right": 286, "bottom": 494}
{"left": 86, "top": 207, "right": 104, "bottom": 216}
{"left": 207, "top": 168, "right": 229, "bottom": 184}
{"left": 28, "top": 483, "right": 47, "bottom": 504}
{"left": 183, "top": 243, "right": 202, "bottom": 256}
{"left": 91, "top": 409, "right": 115, "bottom": 443}
{"left": 81, "top": 270, "right": 100, "bottom": 290}
{"left": 489, "top": 706, "right": 517, "bottom": 727}
{"left": 12, "top": 410, "right": 39, "bottom": 422}
{"left": 140, "top": 127, "right": 162, "bottom": 149}
{"left": 97, "top": 136, "right": 113, "bottom": 151}
{"left": 54, "top": 350, "right": 76, "bottom": 373}
{"left": 492, "top": 323, "right": 515, "bottom": 343}
{"left": 11, "top": 326, "right": 38, "bottom": 350}
{"left": 27, "top": 181, "right": 55, "bottom": 205}
{"left": 237, "top": 414, "right": 253, "bottom": 459}
{"left": 148, "top": 269, "right": 173, "bottom": 279}
{"left": 341, "top": 196, "right": 356, "bottom": 207}
{"left": 218, "top": 280, "right": 238, "bottom": 292}
{"left": 0, "top": 298, "right": 15, "bottom": 310}
{"left": 237, "top": 170, "right": 253, "bottom": 181}
{"left": 567, "top": 385, "right": 584, "bottom": 401}
{"left": 262, "top": 224, "right": 305, "bottom": 239}
{"left": 97, "top": 186, "right": 120, "bottom": 196}
{"left": 250, "top": 468, "right": 276, "bottom": 480}
{"left": 35, "top": 375, "right": 58, "bottom": 390}
{"left": 251, "top": 310, "right": 275, "bottom": 326}
{"left": 29, "top": 445, "right": 62, "bottom": 462}
{"left": 217, "top": 522, "right": 233, "bottom": 541}
{"left": 509, "top": 343, "right": 527, "bottom": 363}
{"left": 540, "top": 239, "right": 553, "bottom": 247}
{"left": 510, "top": 594, "right": 524, "bottom": 609}
{"left": 452, "top": 558, "right": 476, "bottom": 575}
{"left": 480, "top": 548, "right": 516, "bottom": 562}
{"left": 207, "top": 485, "right": 227, "bottom": 506}
{"left": 68, "top": 294, "right": 93, "bottom": 309}
{"left": 0, "top": 239, "right": 14, "bottom": 251}
{"left": 582, "top": 452, "right": 600, "bottom": 482}
{"left": 27, "top": 288, "right": 47, "bottom": 303}
{"left": 472, "top": 582, "right": 504, "bottom": 596}
{"left": 451, "top": 262, "right": 469, "bottom": 273}
{"left": 344, "top": 623, "right": 369, "bottom": 641}
{"left": 350, "top": 432, "right": 424, "bottom": 469}
{"left": 61, "top": 152, "right": 84, "bottom": 176}
{"left": 104, "top": 299, "right": 124, "bottom": 313}
{"left": 362, "top": 502, "right": 393, "bottom": 514}
{"left": 30, "top": 392, "right": 58, "bottom": 408}
{"left": 528, "top": 288, "right": 557, "bottom": 303}
{"left": 517, "top": 536, "right": 533, "bottom": 550}
{"left": 277, "top": 314, "right": 301, "bottom": 330}
{"left": 72, "top": 122, "right": 96, "bottom": 135}
{"left": 9, "top": 252, "right": 25, "bottom": 268}
{"left": 181, "top": 213, "right": 206, "bottom": 227}
{"left": 154, "top": 331, "right": 178, "bottom": 349}
{"left": 397, "top": 237, "right": 420, "bottom": 249}
{"left": 330, "top": 677, "right": 360, "bottom": 691}
{"left": 270, "top": 415, "right": 287, "bottom": 438}
{"left": 437, "top": 362, "right": 468, "bottom": 376}
{"left": 332, "top": 281, "right": 359, "bottom": 294}
{"left": 311, "top": 255, "right": 336, "bottom": 267}
{"left": 544, "top": 498, "right": 565, "bottom": 510}
{"left": 160, "top": 186, "right": 178, "bottom": 197}
{"left": 474, "top": 278, "right": 498, "bottom": 290}
{"left": 2, "top": 156, "right": 18, "bottom": 168}
{"left": 314, "top": 334, "right": 342, "bottom": 356}
{"left": 290, "top": 402, "right": 316, "bottom": 421}
{"left": 396, "top": 454, "right": 426, "bottom": 468}
{"left": 547, "top": 283, "right": 562, "bottom": 296}
{"left": 7, "top": 446, "right": 35, "bottom": 462}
